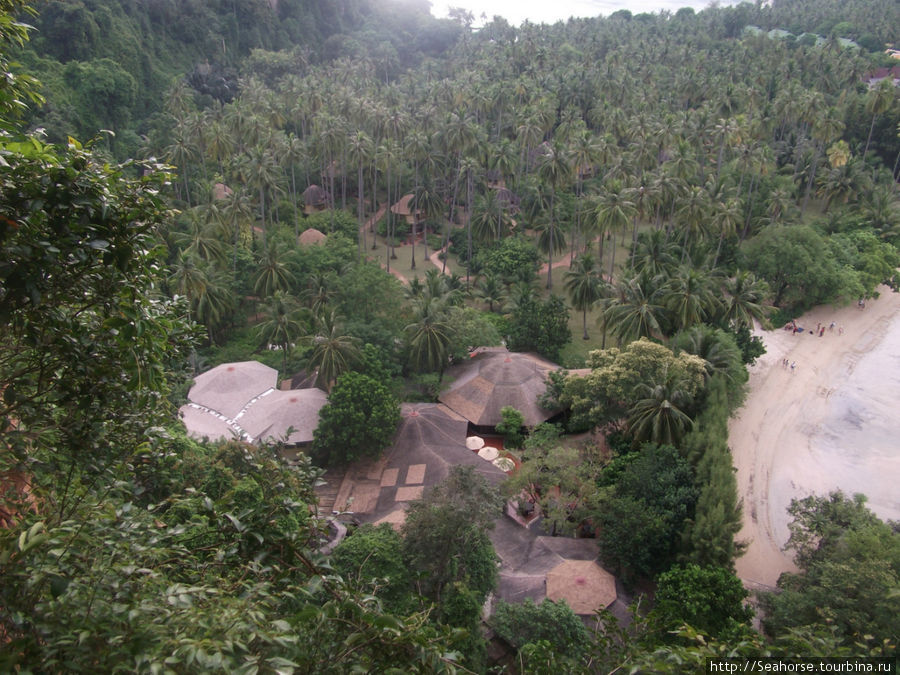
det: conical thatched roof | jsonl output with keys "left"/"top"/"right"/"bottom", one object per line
{"left": 188, "top": 361, "right": 278, "bottom": 419}
{"left": 302, "top": 184, "right": 329, "bottom": 207}
{"left": 239, "top": 388, "right": 328, "bottom": 444}
{"left": 213, "top": 182, "right": 233, "bottom": 200}
{"left": 390, "top": 193, "right": 416, "bottom": 216}
{"left": 438, "top": 349, "right": 561, "bottom": 427}
{"left": 298, "top": 227, "right": 326, "bottom": 246}
{"left": 545, "top": 559, "right": 617, "bottom": 615}
{"left": 496, "top": 187, "right": 521, "bottom": 213}
{"left": 364, "top": 403, "right": 506, "bottom": 519}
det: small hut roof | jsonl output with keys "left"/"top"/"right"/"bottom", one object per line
{"left": 496, "top": 188, "right": 521, "bottom": 213}
{"left": 239, "top": 388, "right": 328, "bottom": 445}
{"left": 302, "top": 184, "right": 329, "bottom": 207}
{"left": 188, "top": 361, "right": 278, "bottom": 419}
{"left": 438, "top": 349, "right": 561, "bottom": 427}
{"left": 286, "top": 368, "right": 321, "bottom": 390}
{"left": 213, "top": 182, "right": 233, "bottom": 200}
{"left": 299, "top": 228, "right": 327, "bottom": 246}
{"left": 545, "top": 559, "right": 617, "bottom": 615}
{"left": 390, "top": 193, "right": 415, "bottom": 216}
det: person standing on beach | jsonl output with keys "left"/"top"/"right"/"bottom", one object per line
{"left": 829, "top": 321, "right": 835, "bottom": 331}
{"left": 790, "top": 361, "right": 796, "bottom": 373}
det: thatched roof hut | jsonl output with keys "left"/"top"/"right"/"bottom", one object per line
{"left": 360, "top": 403, "right": 507, "bottom": 521}
{"left": 438, "top": 349, "right": 562, "bottom": 429}
{"left": 180, "top": 361, "right": 328, "bottom": 448}
{"left": 496, "top": 187, "right": 521, "bottom": 214}
{"left": 302, "top": 185, "right": 330, "bottom": 214}
{"left": 187, "top": 361, "right": 277, "bottom": 419}
{"left": 213, "top": 182, "right": 233, "bottom": 200}
{"left": 545, "top": 559, "right": 617, "bottom": 615}
{"left": 298, "top": 227, "right": 327, "bottom": 246}
{"left": 239, "top": 388, "right": 328, "bottom": 445}
{"left": 390, "top": 194, "right": 424, "bottom": 225}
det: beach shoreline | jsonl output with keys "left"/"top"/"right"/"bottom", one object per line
{"left": 731, "top": 286, "right": 900, "bottom": 590}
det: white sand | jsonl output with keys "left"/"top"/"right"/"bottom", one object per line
{"left": 731, "top": 287, "right": 900, "bottom": 591}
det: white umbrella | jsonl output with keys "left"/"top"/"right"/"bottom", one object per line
{"left": 466, "top": 436, "right": 485, "bottom": 450}
{"left": 493, "top": 457, "right": 515, "bottom": 472}
{"left": 478, "top": 446, "right": 499, "bottom": 461}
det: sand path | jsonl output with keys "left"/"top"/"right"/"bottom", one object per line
{"left": 732, "top": 287, "right": 900, "bottom": 591}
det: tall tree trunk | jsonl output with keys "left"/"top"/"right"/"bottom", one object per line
{"left": 358, "top": 164, "right": 365, "bottom": 256}
{"left": 385, "top": 163, "right": 392, "bottom": 273}
{"left": 466, "top": 172, "right": 473, "bottom": 288}
{"left": 800, "top": 144, "right": 820, "bottom": 216}
{"left": 863, "top": 114, "right": 877, "bottom": 160}
{"left": 291, "top": 165, "right": 298, "bottom": 239}
{"left": 546, "top": 193, "right": 555, "bottom": 289}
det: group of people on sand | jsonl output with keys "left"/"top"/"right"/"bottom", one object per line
{"left": 781, "top": 358, "right": 797, "bottom": 373}
{"left": 785, "top": 319, "right": 843, "bottom": 336}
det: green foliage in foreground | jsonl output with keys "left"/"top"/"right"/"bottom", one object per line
{"left": 490, "top": 598, "right": 592, "bottom": 665}
{"left": 0, "top": 438, "right": 463, "bottom": 673}
{"left": 652, "top": 564, "right": 752, "bottom": 640}
{"left": 761, "top": 492, "right": 900, "bottom": 648}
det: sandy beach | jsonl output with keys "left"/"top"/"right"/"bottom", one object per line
{"left": 731, "top": 287, "right": 900, "bottom": 591}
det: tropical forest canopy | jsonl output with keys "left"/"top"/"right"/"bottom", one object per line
{"left": 1, "top": 0, "right": 899, "bottom": 670}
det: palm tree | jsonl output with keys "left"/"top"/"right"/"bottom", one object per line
{"left": 300, "top": 271, "right": 336, "bottom": 315}
{"left": 674, "top": 325, "right": 742, "bottom": 385}
{"left": 169, "top": 252, "right": 208, "bottom": 320}
{"left": 568, "top": 130, "right": 602, "bottom": 252}
{"left": 376, "top": 138, "right": 401, "bottom": 270}
{"left": 503, "top": 280, "right": 537, "bottom": 316}
{"left": 458, "top": 155, "right": 480, "bottom": 287}
{"left": 709, "top": 196, "right": 742, "bottom": 269}
{"left": 194, "top": 269, "right": 235, "bottom": 345}
{"left": 537, "top": 139, "right": 572, "bottom": 289}
{"left": 280, "top": 133, "right": 305, "bottom": 237}
{"left": 593, "top": 181, "right": 636, "bottom": 280}
{"left": 720, "top": 270, "right": 770, "bottom": 331}
{"left": 603, "top": 275, "right": 666, "bottom": 344}
{"left": 470, "top": 190, "right": 513, "bottom": 244}
{"left": 239, "top": 144, "right": 282, "bottom": 247}
{"left": 257, "top": 291, "right": 307, "bottom": 373}
{"left": 816, "top": 158, "right": 871, "bottom": 213}
{"left": 405, "top": 129, "right": 431, "bottom": 270}
{"left": 171, "top": 210, "right": 229, "bottom": 267}
{"left": 303, "top": 310, "right": 361, "bottom": 391}
{"left": 405, "top": 296, "right": 455, "bottom": 378}
{"left": 474, "top": 273, "right": 505, "bottom": 313}
{"left": 564, "top": 253, "right": 605, "bottom": 340}
{"left": 863, "top": 79, "right": 897, "bottom": 161}
{"left": 628, "top": 372, "right": 694, "bottom": 446}
{"left": 663, "top": 267, "right": 720, "bottom": 335}
{"left": 347, "top": 130, "right": 374, "bottom": 253}
{"left": 163, "top": 124, "right": 199, "bottom": 206}
{"left": 254, "top": 243, "right": 296, "bottom": 297}
{"left": 631, "top": 229, "right": 679, "bottom": 279}
{"left": 219, "top": 187, "right": 254, "bottom": 275}
{"left": 411, "top": 177, "right": 446, "bottom": 262}
{"left": 674, "top": 185, "right": 711, "bottom": 261}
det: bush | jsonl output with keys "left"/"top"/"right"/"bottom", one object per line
{"left": 490, "top": 598, "right": 592, "bottom": 658}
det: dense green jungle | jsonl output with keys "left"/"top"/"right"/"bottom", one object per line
{"left": 1, "top": 0, "right": 899, "bottom": 671}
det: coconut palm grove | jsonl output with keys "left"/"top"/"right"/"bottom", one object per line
{"left": 1, "top": 0, "right": 899, "bottom": 670}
